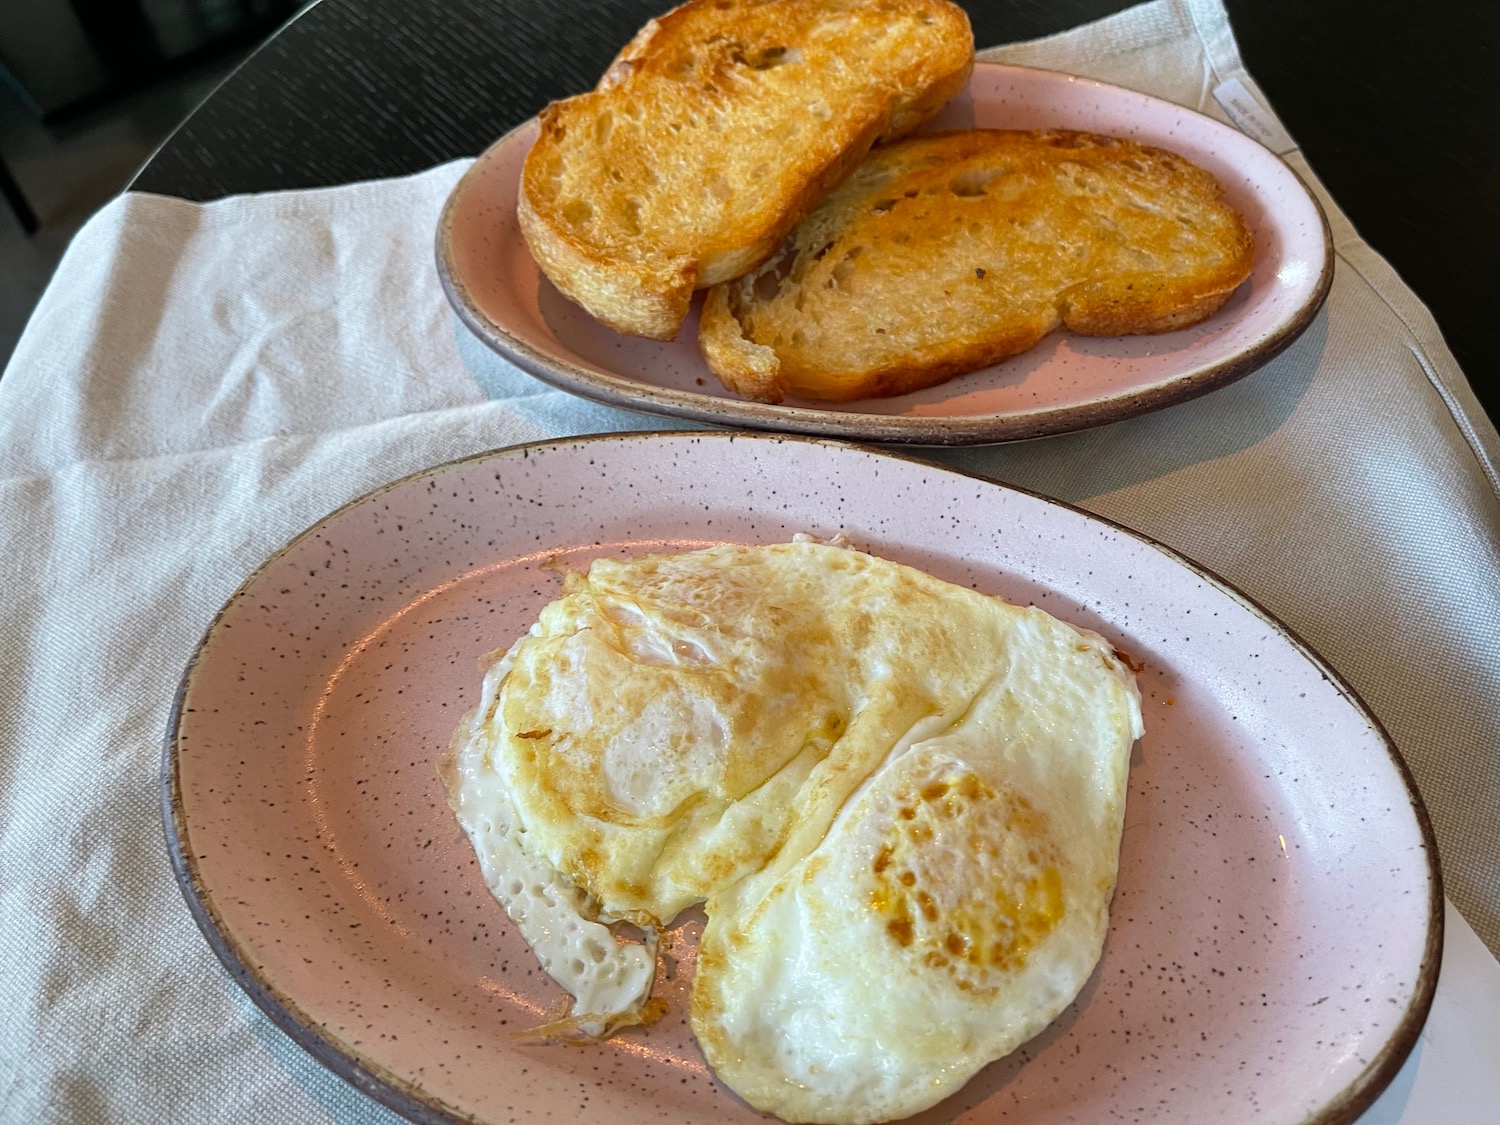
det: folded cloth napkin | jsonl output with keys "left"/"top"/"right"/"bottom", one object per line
{"left": 2, "top": 0, "right": 1498, "bottom": 1122}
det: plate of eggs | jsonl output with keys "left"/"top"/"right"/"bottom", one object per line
{"left": 164, "top": 431, "right": 1439, "bottom": 1125}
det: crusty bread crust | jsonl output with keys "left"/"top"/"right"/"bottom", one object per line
{"left": 699, "top": 129, "right": 1257, "bottom": 402}
{"left": 518, "top": 0, "right": 974, "bottom": 340}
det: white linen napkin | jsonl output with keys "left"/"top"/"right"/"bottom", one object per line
{"left": 2, "top": 0, "right": 1498, "bottom": 1121}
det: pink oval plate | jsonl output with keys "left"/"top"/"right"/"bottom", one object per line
{"left": 164, "top": 432, "right": 1438, "bottom": 1125}
{"left": 437, "top": 63, "right": 1333, "bottom": 446}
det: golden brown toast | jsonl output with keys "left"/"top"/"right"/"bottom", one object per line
{"left": 698, "top": 129, "right": 1257, "bottom": 403}
{"left": 517, "top": 0, "right": 974, "bottom": 341}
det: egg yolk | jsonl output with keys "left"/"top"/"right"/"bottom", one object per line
{"left": 868, "top": 770, "right": 1065, "bottom": 993}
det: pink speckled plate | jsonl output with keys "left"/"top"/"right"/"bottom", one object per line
{"left": 436, "top": 63, "right": 1332, "bottom": 445}
{"left": 164, "top": 432, "right": 1439, "bottom": 1125}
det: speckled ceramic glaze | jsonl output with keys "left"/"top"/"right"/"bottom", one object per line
{"left": 164, "top": 432, "right": 1438, "bottom": 1125}
{"left": 436, "top": 63, "right": 1333, "bottom": 445}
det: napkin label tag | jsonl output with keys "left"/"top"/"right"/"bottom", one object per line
{"left": 1213, "top": 77, "right": 1297, "bottom": 155}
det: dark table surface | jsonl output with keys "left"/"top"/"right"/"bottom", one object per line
{"left": 132, "top": 0, "right": 1500, "bottom": 428}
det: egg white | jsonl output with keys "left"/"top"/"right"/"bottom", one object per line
{"left": 442, "top": 639, "right": 661, "bottom": 1038}
{"left": 690, "top": 610, "right": 1140, "bottom": 1123}
{"left": 443, "top": 540, "right": 1141, "bottom": 1120}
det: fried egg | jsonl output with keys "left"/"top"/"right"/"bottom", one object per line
{"left": 442, "top": 641, "right": 661, "bottom": 1039}
{"left": 442, "top": 538, "right": 1141, "bottom": 1120}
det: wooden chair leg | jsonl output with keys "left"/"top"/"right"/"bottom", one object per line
{"left": 1, "top": 156, "right": 39, "bottom": 235}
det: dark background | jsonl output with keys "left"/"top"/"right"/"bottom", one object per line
{"left": 29, "top": 0, "right": 1487, "bottom": 429}
{"left": 0, "top": 0, "right": 298, "bottom": 119}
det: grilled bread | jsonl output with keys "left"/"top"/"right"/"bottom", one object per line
{"left": 517, "top": 0, "right": 974, "bottom": 341}
{"left": 699, "top": 129, "right": 1257, "bottom": 403}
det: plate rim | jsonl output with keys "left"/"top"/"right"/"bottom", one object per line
{"left": 435, "top": 61, "right": 1336, "bottom": 447}
{"left": 162, "top": 430, "right": 1440, "bottom": 1125}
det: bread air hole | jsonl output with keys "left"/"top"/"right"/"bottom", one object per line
{"left": 789, "top": 241, "right": 830, "bottom": 288}
{"left": 562, "top": 199, "right": 593, "bottom": 227}
{"left": 828, "top": 246, "right": 863, "bottom": 289}
{"left": 672, "top": 638, "right": 713, "bottom": 667}
{"left": 754, "top": 249, "right": 798, "bottom": 301}
{"left": 949, "top": 167, "right": 1008, "bottom": 198}
{"left": 612, "top": 197, "right": 642, "bottom": 235}
{"left": 732, "top": 44, "right": 802, "bottom": 70}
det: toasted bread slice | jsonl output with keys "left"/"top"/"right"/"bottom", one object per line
{"left": 699, "top": 129, "right": 1257, "bottom": 402}
{"left": 517, "top": 0, "right": 974, "bottom": 341}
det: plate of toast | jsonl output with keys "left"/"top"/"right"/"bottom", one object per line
{"left": 437, "top": 0, "right": 1332, "bottom": 444}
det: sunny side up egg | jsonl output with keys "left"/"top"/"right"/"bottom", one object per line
{"left": 441, "top": 538, "right": 1143, "bottom": 1123}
